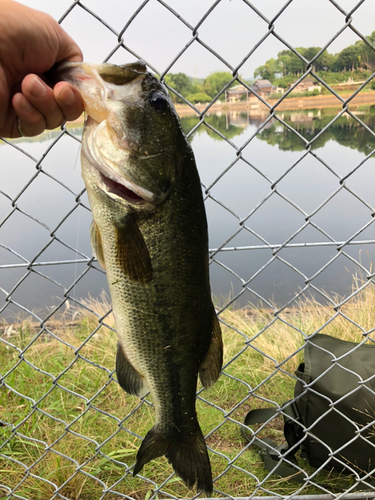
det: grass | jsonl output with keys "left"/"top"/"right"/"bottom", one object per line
{"left": 1, "top": 279, "right": 375, "bottom": 499}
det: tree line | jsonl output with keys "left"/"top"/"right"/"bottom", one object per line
{"left": 164, "top": 31, "right": 375, "bottom": 103}
{"left": 254, "top": 31, "right": 375, "bottom": 86}
{"left": 163, "top": 72, "right": 237, "bottom": 104}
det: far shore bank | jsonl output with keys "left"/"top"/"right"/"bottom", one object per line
{"left": 4, "top": 91, "right": 374, "bottom": 144}
{"left": 174, "top": 91, "right": 375, "bottom": 116}
{"left": 64, "top": 91, "right": 375, "bottom": 127}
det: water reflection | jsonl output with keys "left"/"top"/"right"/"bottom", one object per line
{"left": 1, "top": 105, "right": 374, "bottom": 319}
{"left": 181, "top": 105, "right": 375, "bottom": 155}
{"left": 181, "top": 104, "right": 375, "bottom": 309}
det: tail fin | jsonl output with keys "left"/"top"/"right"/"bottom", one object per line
{"left": 133, "top": 426, "right": 213, "bottom": 494}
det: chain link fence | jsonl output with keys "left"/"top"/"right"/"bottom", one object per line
{"left": 1, "top": 0, "right": 375, "bottom": 498}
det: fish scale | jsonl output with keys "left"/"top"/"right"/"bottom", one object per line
{"left": 55, "top": 59, "right": 223, "bottom": 494}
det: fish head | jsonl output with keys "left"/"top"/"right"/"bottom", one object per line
{"left": 55, "top": 60, "right": 187, "bottom": 208}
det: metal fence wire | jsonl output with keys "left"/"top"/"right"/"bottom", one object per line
{"left": 1, "top": 0, "right": 375, "bottom": 499}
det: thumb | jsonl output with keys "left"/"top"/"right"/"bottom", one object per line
{"left": 52, "top": 22, "right": 83, "bottom": 64}
{"left": 0, "top": 67, "right": 10, "bottom": 130}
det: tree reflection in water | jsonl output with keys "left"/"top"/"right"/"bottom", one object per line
{"left": 180, "top": 105, "right": 375, "bottom": 156}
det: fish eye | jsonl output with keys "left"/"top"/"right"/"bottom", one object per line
{"left": 149, "top": 92, "right": 168, "bottom": 112}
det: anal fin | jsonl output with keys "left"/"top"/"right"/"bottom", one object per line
{"left": 199, "top": 304, "right": 223, "bottom": 389}
{"left": 116, "top": 342, "right": 148, "bottom": 397}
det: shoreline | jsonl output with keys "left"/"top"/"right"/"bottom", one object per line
{"left": 4, "top": 91, "right": 374, "bottom": 143}
{"left": 60, "top": 90, "right": 375, "bottom": 126}
{"left": 174, "top": 91, "right": 375, "bottom": 116}
{"left": 64, "top": 91, "right": 375, "bottom": 125}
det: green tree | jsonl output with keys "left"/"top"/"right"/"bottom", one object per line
{"left": 300, "top": 47, "right": 333, "bottom": 72}
{"left": 203, "top": 72, "right": 233, "bottom": 100}
{"left": 254, "top": 58, "right": 281, "bottom": 81}
{"left": 319, "top": 51, "right": 336, "bottom": 71}
{"left": 362, "top": 31, "right": 375, "bottom": 70}
{"left": 164, "top": 73, "right": 192, "bottom": 102}
{"left": 254, "top": 32, "right": 375, "bottom": 86}
{"left": 333, "top": 44, "right": 363, "bottom": 71}
{"left": 277, "top": 49, "right": 304, "bottom": 76}
{"left": 278, "top": 52, "right": 292, "bottom": 77}
{"left": 186, "top": 92, "right": 212, "bottom": 104}
{"left": 189, "top": 82, "right": 204, "bottom": 94}
{"left": 301, "top": 47, "right": 320, "bottom": 61}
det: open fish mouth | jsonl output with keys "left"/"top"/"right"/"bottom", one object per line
{"left": 87, "top": 157, "right": 156, "bottom": 205}
{"left": 97, "top": 169, "right": 146, "bottom": 205}
{"left": 82, "top": 119, "right": 163, "bottom": 206}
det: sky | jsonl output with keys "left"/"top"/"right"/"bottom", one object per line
{"left": 17, "top": 0, "right": 375, "bottom": 79}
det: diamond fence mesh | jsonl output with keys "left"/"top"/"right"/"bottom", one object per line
{"left": 1, "top": 0, "right": 375, "bottom": 498}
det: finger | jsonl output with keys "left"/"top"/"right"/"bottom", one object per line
{"left": 54, "top": 81, "right": 84, "bottom": 121}
{"left": 12, "top": 92, "right": 46, "bottom": 137}
{"left": 21, "top": 74, "right": 64, "bottom": 130}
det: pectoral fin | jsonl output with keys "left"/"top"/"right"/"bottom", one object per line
{"left": 116, "top": 342, "right": 148, "bottom": 397}
{"left": 115, "top": 216, "right": 153, "bottom": 284}
{"left": 199, "top": 305, "right": 223, "bottom": 389}
{"left": 90, "top": 220, "right": 106, "bottom": 269}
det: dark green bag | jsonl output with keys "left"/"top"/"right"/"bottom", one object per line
{"left": 244, "top": 334, "right": 375, "bottom": 479}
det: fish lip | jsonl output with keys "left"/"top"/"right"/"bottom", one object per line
{"left": 87, "top": 153, "right": 159, "bottom": 205}
{"left": 97, "top": 169, "right": 148, "bottom": 205}
{"left": 83, "top": 141, "right": 168, "bottom": 206}
{"left": 96, "top": 166, "right": 170, "bottom": 206}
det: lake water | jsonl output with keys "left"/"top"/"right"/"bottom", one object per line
{"left": 1, "top": 105, "right": 375, "bottom": 320}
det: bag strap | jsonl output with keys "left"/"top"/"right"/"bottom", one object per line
{"left": 243, "top": 405, "right": 305, "bottom": 483}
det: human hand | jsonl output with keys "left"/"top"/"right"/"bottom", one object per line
{"left": 0, "top": 0, "right": 84, "bottom": 138}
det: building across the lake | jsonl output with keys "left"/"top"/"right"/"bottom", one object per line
{"left": 225, "top": 79, "right": 284, "bottom": 102}
{"left": 251, "top": 79, "right": 284, "bottom": 98}
{"left": 289, "top": 76, "right": 322, "bottom": 93}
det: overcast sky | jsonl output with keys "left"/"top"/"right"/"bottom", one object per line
{"left": 18, "top": 0, "right": 375, "bottom": 79}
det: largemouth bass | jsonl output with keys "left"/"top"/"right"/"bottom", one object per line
{"left": 56, "top": 60, "right": 223, "bottom": 493}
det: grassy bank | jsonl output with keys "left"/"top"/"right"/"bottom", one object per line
{"left": 1, "top": 280, "right": 374, "bottom": 499}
